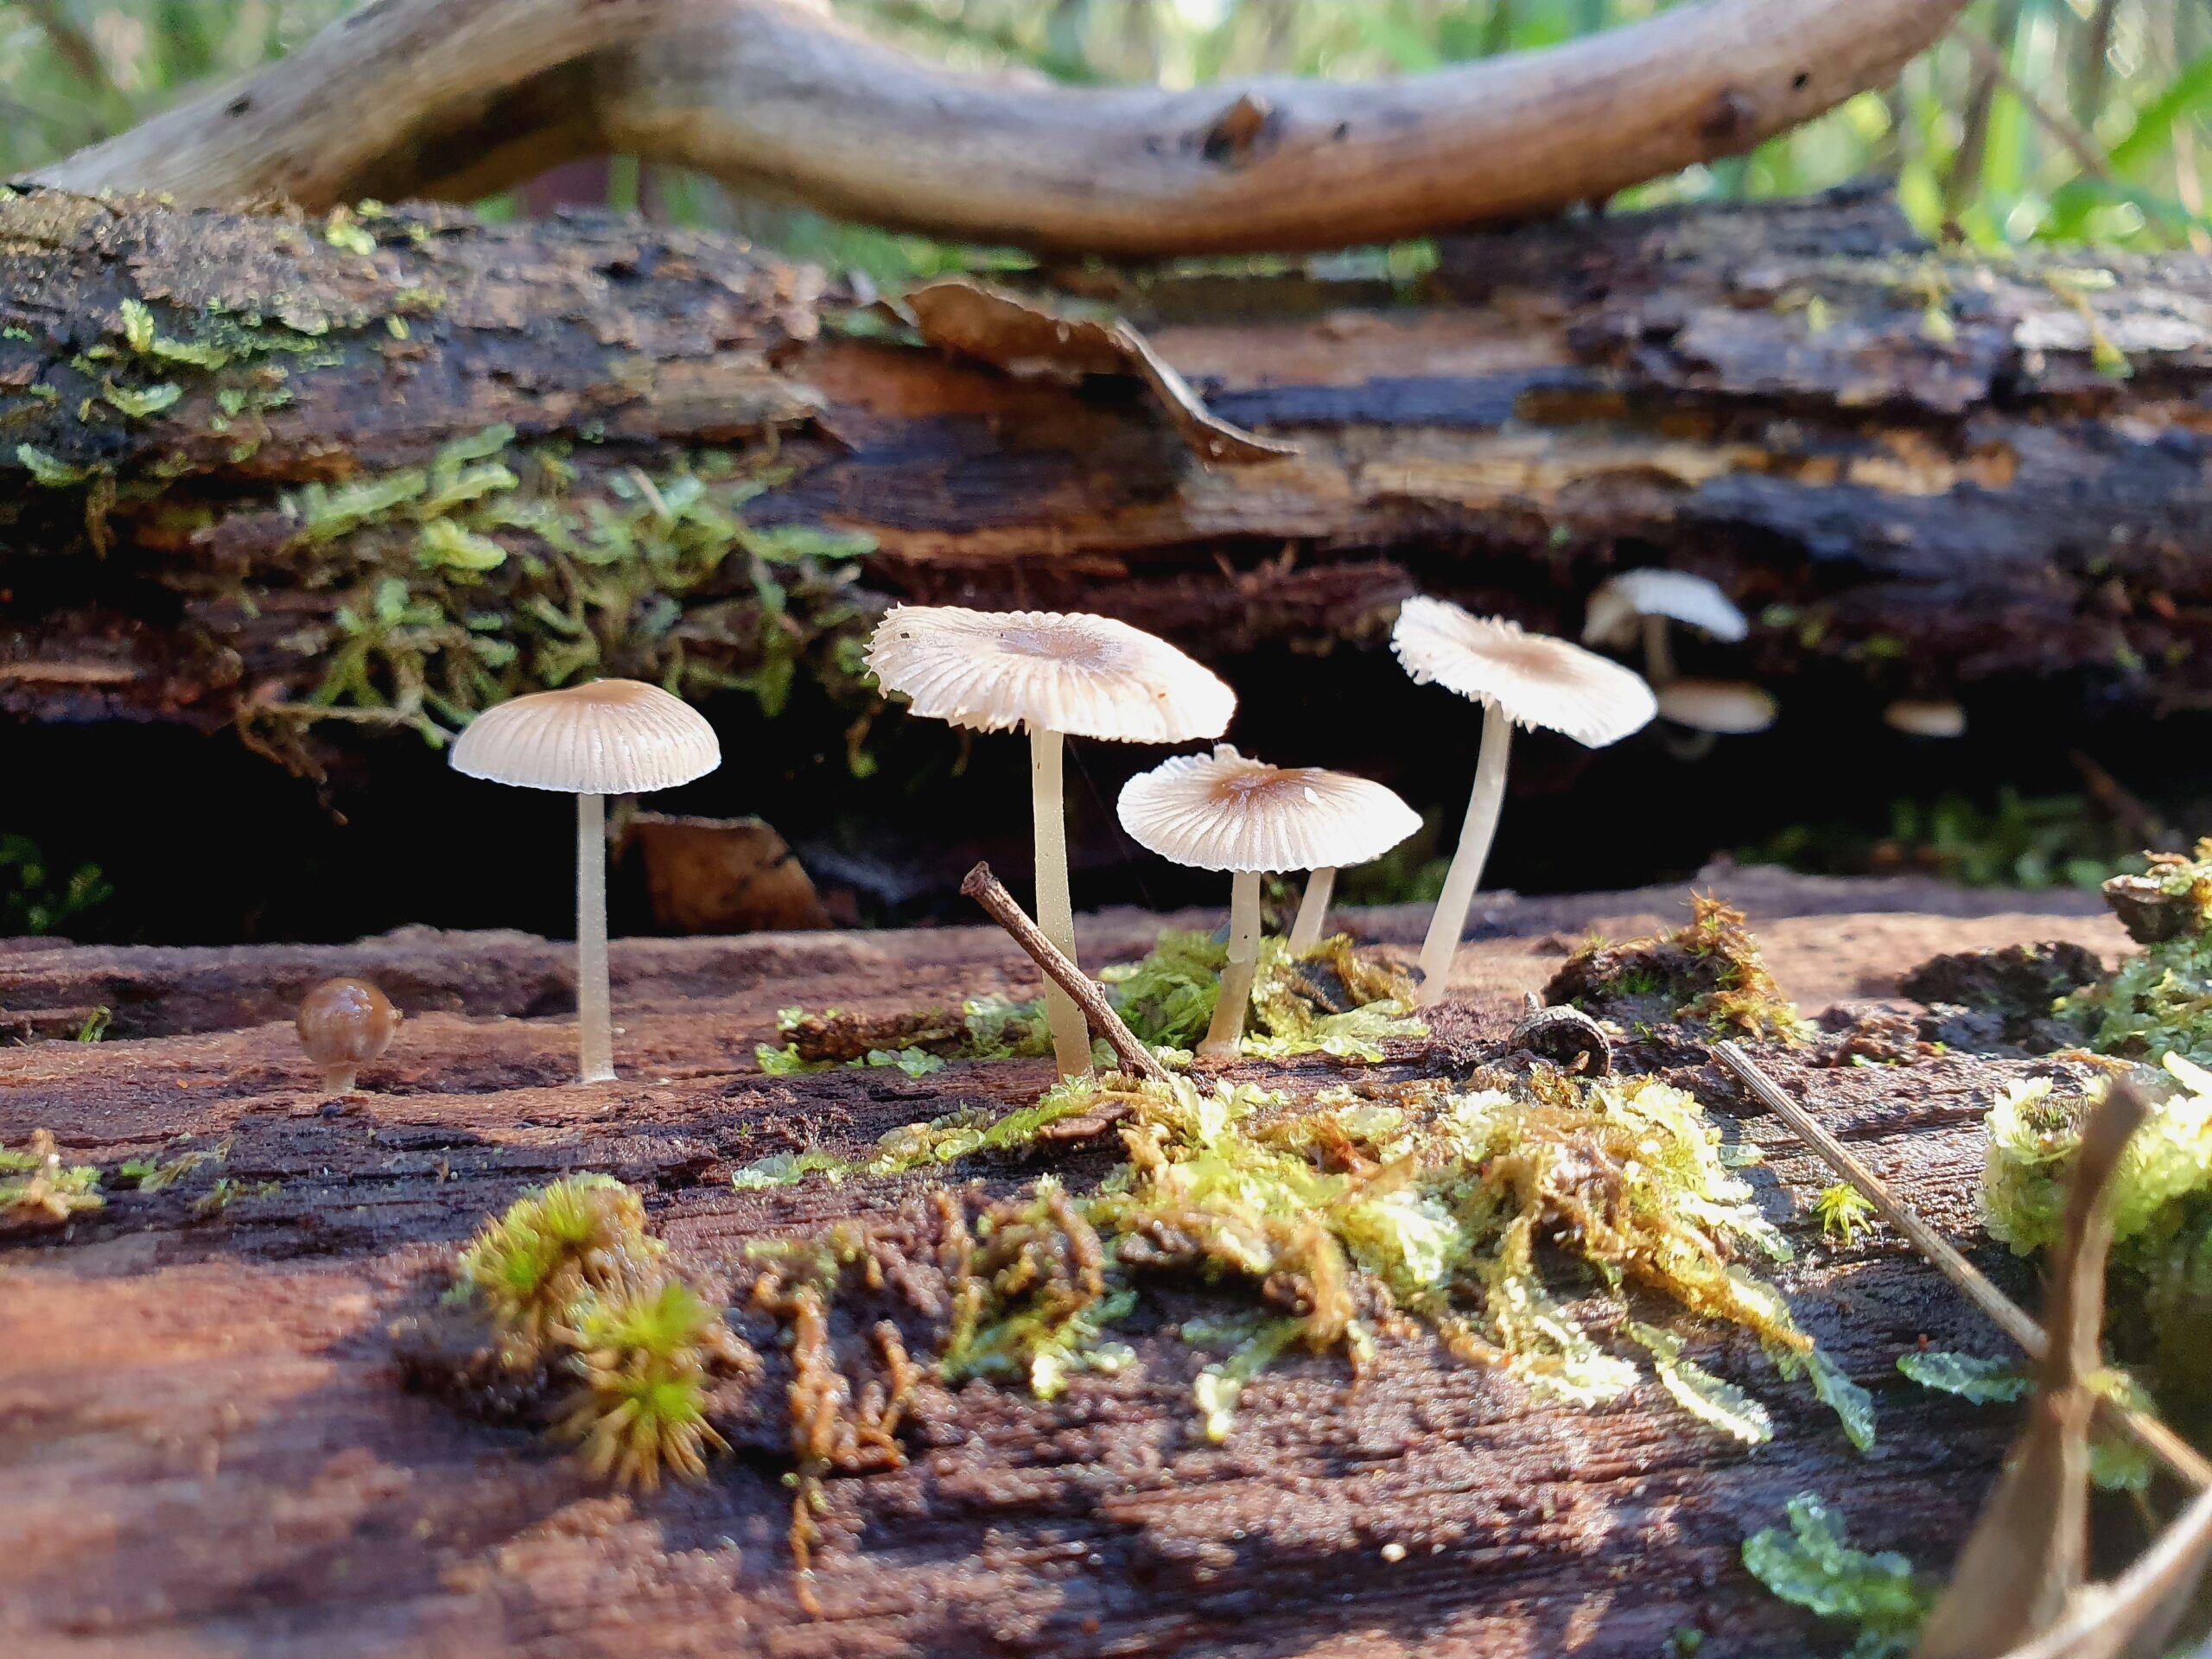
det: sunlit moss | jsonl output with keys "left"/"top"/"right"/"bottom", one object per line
{"left": 1984, "top": 1054, "right": 2212, "bottom": 1402}
{"left": 554, "top": 1278, "right": 743, "bottom": 1490}
{"left": 1546, "top": 896, "right": 1808, "bottom": 1042}
{"left": 454, "top": 1173, "right": 665, "bottom": 1363}
{"left": 753, "top": 933, "right": 1421, "bottom": 1080}
{"left": 1741, "top": 1492, "right": 1932, "bottom": 1659}
{"left": 0, "top": 1129, "right": 102, "bottom": 1228}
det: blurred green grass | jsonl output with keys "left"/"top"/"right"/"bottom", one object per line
{"left": 5, "top": 0, "right": 2211, "bottom": 274}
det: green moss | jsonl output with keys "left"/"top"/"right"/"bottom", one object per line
{"left": 1983, "top": 1055, "right": 2212, "bottom": 1402}
{"left": 454, "top": 1173, "right": 666, "bottom": 1364}
{"left": 1545, "top": 896, "right": 1808, "bottom": 1043}
{"left": 1741, "top": 1493, "right": 1932, "bottom": 1659}
{"left": 554, "top": 1278, "right": 736, "bottom": 1490}
{"left": 0, "top": 1130, "right": 102, "bottom": 1228}
{"left": 1815, "top": 1183, "right": 1877, "bottom": 1246}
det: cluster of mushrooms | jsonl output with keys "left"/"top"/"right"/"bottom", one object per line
{"left": 298, "top": 573, "right": 1955, "bottom": 1092}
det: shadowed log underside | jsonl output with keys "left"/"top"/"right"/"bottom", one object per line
{"left": 0, "top": 876, "right": 2158, "bottom": 1657}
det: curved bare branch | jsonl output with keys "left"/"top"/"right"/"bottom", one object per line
{"left": 38, "top": 0, "right": 1969, "bottom": 255}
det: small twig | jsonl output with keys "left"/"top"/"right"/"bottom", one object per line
{"left": 961, "top": 861, "right": 1171, "bottom": 1084}
{"left": 1954, "top": 24, "right": 2113, "bottom": 185}
{"left": 1712, "top": 1040, "right": 2212, "bottom": 1491}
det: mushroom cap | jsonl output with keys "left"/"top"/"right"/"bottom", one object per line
{"left": 864, "top": 605, "right": 1234, "bottom": 742}
{"left": 449, "top": 679, "right": 721, "bottom": 794}
{"left": 1656, "top": 678, "right": 1778, "bottom": 734}
{"left": 1117, "top": 744, "right": 1421, "bottom": 874}
{"left": 1884, "top": 698, "right": 1967, "bottom": 738}
{"left": 1392, "top": 598, "right": 1657, "bottom": 747}
{"left": 1582, "top": 569, "right": 1749, "bottom": 648}
{"left": 296, "top": 977, "right": 400, "bottom": 1066}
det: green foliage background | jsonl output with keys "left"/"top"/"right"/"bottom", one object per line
{"left": 3, "top": 0, "right": 2209, "bottom": 260}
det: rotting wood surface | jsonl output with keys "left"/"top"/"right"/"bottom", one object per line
{"left": 0, "top": 875, "right": 2152, "bottom": 1657}
{"left": 4, "top": 183, "right": 2212, "bottom": 772}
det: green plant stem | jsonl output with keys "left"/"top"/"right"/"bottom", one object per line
{"left": 1287, "top": 865, "right": 1335, "bottom": 952}
{"left": 1031, "top": 725, "right": 1090, "bottom": 1077}
{"left": 1417, "top": 704, "right": 1510, "bottom": 1007}
{"left": 576, "top": 790, "right": 615, "bottom": 1084}
{"left": 1203, "top": 868, "right": 1264, "bottom": 1059}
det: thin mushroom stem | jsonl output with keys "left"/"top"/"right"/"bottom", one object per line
{"left": 1641, "top": 614, "right": 1675, "bottom": 685}
{"left": 1030, "top": 725, "right": 1091, "bottom": 1078}
{"left": 1415, "top": 704, "right": 1511, "bottom": 1008}
{"left": 1203, "top": 869, "right": 1265, "bottom": 1060}
{"left": 1287, "top": 867, "right": 1336, "bottom": 953}
{"left": 321, "top": 1065, "right": 358, "bottom": 1096}
{"left": 575, "top": 790, "right": 616, "bottom": 1084}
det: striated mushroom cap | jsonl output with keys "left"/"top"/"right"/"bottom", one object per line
{"left": 1117, "top": 744, "right": 1421, "bottom": 874}
{"left": 1582, "top": 569, "right": 1749, "bottom": 648}
{"left": 1392, "top": 597, "right": 1656, "bottom": 747}
{"left": 1657, "top": 678, "right": 1779, "bottom": 734}
{"left": 864, "top": 605, "right": 1235, "bottom": 743}
{"left": 450, "top": 679, "right": 721, "bottom": 795}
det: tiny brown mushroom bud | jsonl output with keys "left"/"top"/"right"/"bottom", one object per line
{"left": 296, "top": 977, "right": 400, "bottom": 1096}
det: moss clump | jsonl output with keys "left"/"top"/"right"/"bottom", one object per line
{"left": 1741, "top": 1492, "right": 1932, "bottom": 1659}
{"left": 555, "top": 1278, "right": 750, "bottom": 1491}
{"left": 1543, "top": 896, "right": 1808, "bottom": 1043}
{"left": 454, "top": 1175, "right": 753, "bottom": 1489}
{"left": 454, "top": 1173, "right": 666, "bottom": 1364}
{"left": 2061, "top": 842, "right": 2212, "bottom": 1065}
{"left": 1984, "top": 1055, "right": 2212, "bottom": 1404}
{"left": 753, "top": 933, "right": 1424, "bottom": 1077}
{"left": 938, "top": 1067, "right": 1867, "bottom": 1446}
{"left": 0, "top": 1130, "right": 101, "bottom": 1228}
{"left": 2101, "top": 843, "right": 2212, "bottom": 944}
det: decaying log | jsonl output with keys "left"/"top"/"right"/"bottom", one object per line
{"left": 5, "top": 182, "right": 2212, "bottom": 786}
{"left": 33, "top": 0, "right": 1968, "bottom": 254}
{"left": 0, "top": 878, "right": 2156, "bottom": 1656}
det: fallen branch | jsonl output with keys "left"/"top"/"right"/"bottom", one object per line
{"left": 961, "top": 861, "right": 1171, "bottom": 1084}
{"left": 1712, "top": 1040, "right": 2212, "bottom": 1492}
{"left": 37, "top": 0, "right": 1970, "bottom": 252}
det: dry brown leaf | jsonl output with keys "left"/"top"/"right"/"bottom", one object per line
{"left": 906, "top": 278, "right": 1300, "bottom": 467}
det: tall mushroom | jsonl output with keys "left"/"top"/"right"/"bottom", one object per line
{"left": 1393, "top": 598, "right": 1656, "bottom": 1008}
{"left": 866, "top": 606, "right": 1235, "bottom": 1078}
{"left": 1117, "top": 744, "right": 1420, "bottom": 1061}
{"left": 1582, "top": 569, "right": 1747, "bottom": 686}
{"left": 450, "top": 679, "right": 721, "bottom": 1084}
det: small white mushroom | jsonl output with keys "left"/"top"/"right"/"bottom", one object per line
{"left": 451, "top": 681, "right": 721, "bottom": 1084}
{"left": 1885, "top": 698, "right": 1967, "bottom": 738}
{"left": 1393, "top": 599, "right": 1656, "bottom": 1008}
{"left": 1118, "top": 744, "right": 1419, "bottom": 1059}
{"left": 866, "top": 606, "right": 1236, "bottom": 1078}
{"left": 1582, "top": 569, "right": 1747, "bottom": 685}
{"left": 1656, "top": 678, "right": 1779, "bottom": 735}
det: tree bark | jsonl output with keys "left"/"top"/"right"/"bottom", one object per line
{"left": 2, "top": 182, "right": 2209, "bottom": 779}
{"left": 0, "top": 878, "right": 2135, "bottom": 1656}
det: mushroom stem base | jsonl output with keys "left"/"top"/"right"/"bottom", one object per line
{"left": 1201, "top": 869, "right": 1264, "bottom": 1060}
{"left": 1287, "top": 867, "right": 1336, "bottom": 954}
{"left": 1031, "top": 727, "right": 1091, "bottom": 1078}
{"left": 321, "top": 1065, "right": 359, "bottom": 1096}
{"left": 1416, "top": 705, "right": 1511, "bottom": 1008}
{"left": 576, "top": 791, "right": 617, "bottom": 1084}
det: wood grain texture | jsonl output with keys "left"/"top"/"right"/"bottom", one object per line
{"left": 0, "top": 878, "right": 2151, "bottom": 1657}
